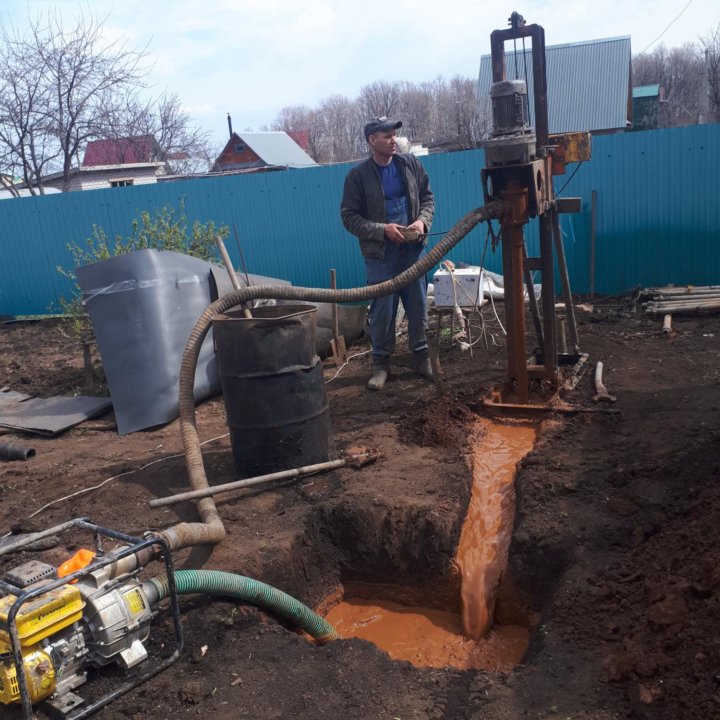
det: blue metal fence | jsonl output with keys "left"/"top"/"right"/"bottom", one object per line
{"left": 1, "top": 123, "right": 719, "bottom": 317}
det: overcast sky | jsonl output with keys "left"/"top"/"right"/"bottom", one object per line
{"left": 3, "top": 0, "right": 718, "bottom": 148}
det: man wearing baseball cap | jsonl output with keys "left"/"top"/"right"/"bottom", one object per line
{"left": 340, "top": 117, "right": 435, "bottom": 390}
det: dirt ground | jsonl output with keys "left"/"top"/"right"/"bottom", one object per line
{"left": 1, "top": 300, "right": 719, "bottom": 720}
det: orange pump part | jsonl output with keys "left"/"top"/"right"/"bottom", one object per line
{"left": 57, "top": 548, "right": 96, "bottom": 579}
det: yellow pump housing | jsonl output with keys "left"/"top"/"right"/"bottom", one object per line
{"left": 0, "top": 585, "right": 84, "bottom": 705}
{"left": 0, "top": 585, "right": 84, "bottom": 650}
{"left": 0, "top": 646, "right": 56, "bottom": 704}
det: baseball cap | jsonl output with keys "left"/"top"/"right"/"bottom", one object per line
{"left": 364, "top": 117, "right": 402, "bottom": 141}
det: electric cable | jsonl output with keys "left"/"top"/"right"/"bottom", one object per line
{"left": 555, "top": 161, "right": 584, "bottom": 196}
{"left": 639, "top": 0, "right": 694, "bottom": 55}
{"left": 324, "top": 349, "right": 372, "bottom": 384}
{"left": 27, "top": 433, "right": 231, "bottom": 519}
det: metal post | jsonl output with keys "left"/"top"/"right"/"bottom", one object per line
{"left": 523, "top": 242, "right": 544, "bottom": 350}
{"left": 550, "top": 207, "right": 580, "bottom": 352}
{"left": 501, "top": 222, "right": 519, "bottom": 387}
{"left": 330, "top": 269, "right": 339, "bottom": 340}
{"left": 500, "top": 196, "right": 529, "bottom": 404}
{"left": 509, "top": 223, "right": 529, "bottom": 402}
{"left": 590, "top": 190, "right": 597, "bottom": 299}
{"left": 539, "top": 215, "right": 557, "bottom": 384}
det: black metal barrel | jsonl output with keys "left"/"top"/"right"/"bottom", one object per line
{"left": 212, "top": 305, "right": 331, "bottom": 477}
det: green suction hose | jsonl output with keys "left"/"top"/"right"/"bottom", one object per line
{"left": 148, "top": 569, "right": 338, "bottom": 643}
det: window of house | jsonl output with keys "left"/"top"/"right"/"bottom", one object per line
{"left": 235, "top": 143, "right": 245, "bottom": 153}
{"left": 110, "top": 179, "right": 134, "bottom": 188}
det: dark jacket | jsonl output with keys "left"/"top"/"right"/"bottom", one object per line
{"left": 340, "top": 153, "right": 435, "bottom": 260}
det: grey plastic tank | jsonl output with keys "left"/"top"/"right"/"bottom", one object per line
{"left": 212, "top": 305, "right": 331, "bottom": 477}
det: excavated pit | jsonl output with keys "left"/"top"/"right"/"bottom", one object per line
{"left": 321, "top": 417, "right": 538, "bottom": 670}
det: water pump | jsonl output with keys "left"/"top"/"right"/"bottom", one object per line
{"left": 0, "top": 519, "right": 181, "bottom": 720}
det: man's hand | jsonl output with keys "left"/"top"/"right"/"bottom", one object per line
{"left": 384, "top": 223, "right": 407, "bottom": 243}
{"left": 406, "top": 220, "right": 426, "bottom": 240}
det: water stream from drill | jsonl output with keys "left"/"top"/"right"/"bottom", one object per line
{"left": 456, "top": 418, "right": 537, "bottom": 639}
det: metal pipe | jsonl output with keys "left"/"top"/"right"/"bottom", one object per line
{"left": 649, "top": 285, "right": 720, "bottom": 296}
{"left": 590, "top": 190, "right": 597, "bottom": 299}
{"left": 501, "top": 221, "right": 520, "bottom": 388}
{"left": 646, "top": 299, "right": 720, "bottom": 309}
{"left": 0, "top": 518, "right": 82, "bottom": 557}
{"left": 232, "top": 224, "right": 252, "bottom": 288}
{"left": 646, "top": 300, "right": 720, "bottom": 315}
{"left": 539, "top": 213, "right": 558, "bottom": 383}
{"left": 330, "top": 269, "right": 340, "bottom": 340}
{"left": 648, "top": 297, "right": 720, "bottom": 305}
{"left": 508, "top": 222, "right": 529, "bottom": 402}
{"left": 428, "top": 338, "right": 445, "bottom": 396}
{"left": 523, "top": 242, "right": 544, "bottom": 350}
{"left": 530, "top": 24, "right": 549, "bottom": 148}
{"left": 662, "top": 315, "right": 672, "bottom": 335}
{"left": 551, "top": 206, "right": 580, "bottom": 352}
{"left": 500, "top": 182, "right": 529, "bottom": 402}
{"left": 150, "top": 459, "right": 347, "bottom": 508}
{"left": 652, "top": 294, "right": 720, "bottom": 303}
{"left": 215, "top": 235, "right": 252, "bottom": 318}
{"left": 557, "top": 316, "right": 568, "bottom": 354}
{"left": 593, "top": 361, "right": 616, "bottom": 403}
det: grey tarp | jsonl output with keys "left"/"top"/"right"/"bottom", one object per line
{"left": 0, "top": 389, "right": 112, "bottom": 436}
{"left": 76, "top": 249, "right": 291, "bottom": 435}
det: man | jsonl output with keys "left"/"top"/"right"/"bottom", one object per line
{"left": 340, "top": 117, "right": 435, "bottom": 391}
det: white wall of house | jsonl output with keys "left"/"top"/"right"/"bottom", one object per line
{"left": 72, "top": 168, "right": 159, "bottom": 191}
{"left": 41, "top": 164, "right": 165, "bottom": 192}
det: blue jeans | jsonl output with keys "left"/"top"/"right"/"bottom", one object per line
{"left": 365, "top": 241, "right": 428, "bottom": 369}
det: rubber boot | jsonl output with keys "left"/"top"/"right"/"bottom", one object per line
{"left": 414, "top": 355, "right": 433, "bottom": 382}
{"left": 367, "top": 368, "right": 389, "bottom": 391}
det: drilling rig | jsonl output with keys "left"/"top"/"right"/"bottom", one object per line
{"left": 482, "top": 11, "right": 590, "bottom": 409}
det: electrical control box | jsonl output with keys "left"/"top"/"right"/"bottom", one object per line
{"left": 432, "top": 268, "right": 485, "bottom": 308}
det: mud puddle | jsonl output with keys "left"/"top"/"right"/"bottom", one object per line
{"left": 326, "top": 418, "right": 537, "bottom": 669}
{"left": 325, "top": 596, "right": 528, "bottom": 670}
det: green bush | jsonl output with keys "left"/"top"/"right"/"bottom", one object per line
{"left": 58, "top": 200, "right": 229, "bottom": 339}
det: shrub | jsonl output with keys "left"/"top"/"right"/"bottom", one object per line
{"left": 58, "top": 199, "right": 229, "bottom": 339}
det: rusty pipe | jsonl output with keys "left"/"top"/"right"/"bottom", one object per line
{"left": 150, "top": 459, "right": 348, "bottom": 508}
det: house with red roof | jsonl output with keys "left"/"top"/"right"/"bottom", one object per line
{"left": 27, "top": 136, "right": 167, "bottom": 193}
{"left": 212, "top": 131, "right": 317, "bottom": 173}
{"left": 82, "top": 135, "right": 163, "bottom": 166}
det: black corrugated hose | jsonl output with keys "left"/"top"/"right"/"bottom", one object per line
{"left": 162, "top": 202, "right": 504, "bottom": 551}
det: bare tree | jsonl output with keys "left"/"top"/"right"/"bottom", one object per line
{"left": 317, "top": 95, "right": 364, "bottom": 163}
{"left": 0, "top": 11, "right": 148, "bottom": 191}
{"left": 272, "top": 104, "right": 328, "bottom": 161}
{"left": 0, "top": 24, "right": 61, "bottom": 194}
{"left": 447, "top": 75, "right": 484, "bottom": 147}
{"left": 699, "top": 24, "right": 720, "bottom": 122}
{"left": 396, "top": 81, "right": 434, "bottom": 142}
{"left": 633, "top": 43, "right": 704, "bottom": 127}
{"left": 268, "top": 74, "right": 501, "bottom": 162}
{"left": 358, "top": 81, "right": 400, "bottom": 120}
{"left": 95, "top": 91, "right": 216, "bottom": 174}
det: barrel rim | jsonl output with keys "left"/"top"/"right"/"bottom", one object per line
{"left": 214, "top": 304, "right": 318, "bottom": 323}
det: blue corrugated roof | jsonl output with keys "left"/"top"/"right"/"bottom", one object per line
{"left": 478, "top": 36, "right": 632, "bottom": 134}
{"left": 633, "top": 84, "right": 660, "bottom": 99}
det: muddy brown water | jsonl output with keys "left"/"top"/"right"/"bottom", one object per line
{"left": 326, "top": 418, "right": 537, "bottom": 669}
